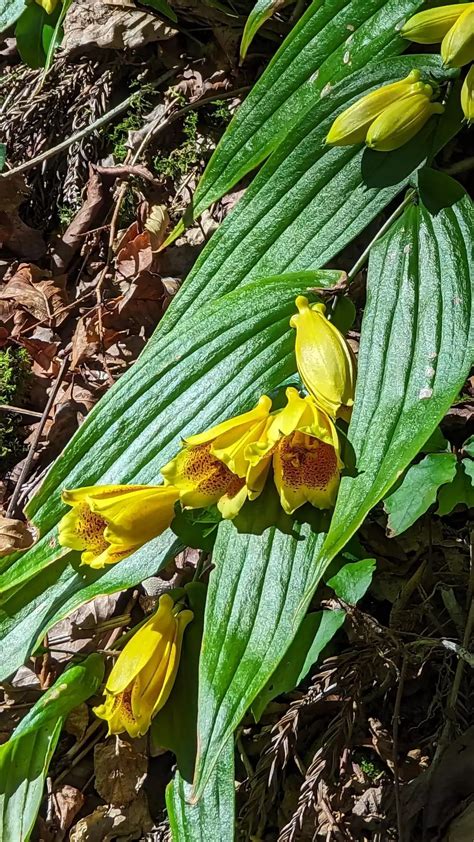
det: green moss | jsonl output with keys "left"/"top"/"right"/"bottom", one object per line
{"left": 153, "top": 110, "right": 200, "bottom": 180}
{"left": 353, "top": 750, "right": 384, "bottom": 781}
{"left": 104, "top": 88, "right": 154, "bottom": 164}
{"left": 0, "top": 347, "right": 31, "bottom": 469}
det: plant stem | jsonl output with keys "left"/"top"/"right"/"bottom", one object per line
{"left": 347, "top": 189, "right": 416, "bottom": 282}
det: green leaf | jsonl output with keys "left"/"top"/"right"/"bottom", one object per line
{"left": 0, "top": 144, "right": 6, "bottom": 172}
{"left": 0, "top": 0, "right": 26, "bottom": 33}
{"left": 436, "top": 461, "right": 474, "bottom": 516}
{"left": 463, "top": 436, "right": 474, "bottom": 458}
{"left": 0, "top": 654, "right": 104, "bottom": 842}
{"left": 185, "top": 0, "right": 428, "bottom": 225}
{"left": 305, "top": 178, "right": 473, "bottom": 595}
{"left": 160, "top": 55, "right": 456, "bottom": 335}
{"left": 139, "top": 0, "right": 178, "bottom": 23}
{"left": 251, "top": 608, "right": 345, "bottom": 722}
{"left": 192, "top": 516, "right": 326, "bottom": 799}
{"left": 151, "top": 582, "right": 206, "bottom": 782}
{"left": 240, "top": 0, "right": 287, "bottom": 60}
{"left": 15, "top": 4, "right": 47, "bottom": 68}
{"left": 166, "top": 738, "right": 235, "bottom": 842}
{"left": 422, "top": 426, "right": 449, "bottom": 454}
{"left": 384, "top": 453, "right": 457, "bottom": 536}
{"left": 0, "top": 271, "right": 339, "bottom": 677}
{"left": 327, "top": 558, "right": 376, "bottom": 604}
{"left": 192, "top": 182, "right": 473, "bottom": 798}
{"left": 171, "top": 507, "right": 220, "bottom": 553}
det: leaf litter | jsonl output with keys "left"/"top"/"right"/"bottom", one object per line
{"left": 0, "top": 1, "right": 473, "bottom": 840}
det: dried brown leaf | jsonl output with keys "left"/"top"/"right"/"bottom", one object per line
{"left": 94, "top": 737, "right": 148, "bottom": 806}
{"left": 62, "top": 0, "right": 176, "bottom": 53}
{"left": 0, "top": 174, "right": 45, "bottom": 260}
{"left": 70, "top": 791, "right": 153, "bottom": 842}
{"left": 0, "top": 513, "right": 35, "bottom": 556}
{"left": 52, "top": 784, "right": 85, "bottom": 835}
{"left": 0, "top": 264, "right": 68, "bottom": 326}
{"left": 52, "top": 168, "right": 107, "bottom": 274}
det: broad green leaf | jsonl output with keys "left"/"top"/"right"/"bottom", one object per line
{"left": 192, "top": 180, "right": 473, "bottom": 798}
{"left": 15, "top": 4, "right": 47, "bottom": 68}
{"left": 166, "top": 738, "right": 235, "bottom": 842}
{"left": 184, "top": 0, "right": 427, "bottom": 225}
{"left": 463, "top": 436, "right": 474, "bottom": 458}
{"left": 327, "top": 558, "right": 376, "bottom": 603}
{"left": 151, "top": 582, "right": 206, "bottom": 782}
{"left": 0, "top": 654, "right": 103, "bottom": 842}
{"left": 251, "top": 608, "right": 345, "bottom": 722}
{"left": 160, "top": 55, "right": 456, "bottom": 335}
{"left": 384, "top": 453, "right": 457, "bottom": 535}
{"left": 240, "top": 0, "right": 287, "bottom": 61}
{"left": 0, "top": 271, "right": 339, "bottom": 677}
{"left": 305, "top": 176, "right": 473, "bottom": 596}
{"left": 0, "top": 0, "right": 25, "bottom": 32}
{"left": 193, "top": 513, "right": 326, "bottom": 799}
{"left": 437, "top": 461, "right": 474, "bottom": 516}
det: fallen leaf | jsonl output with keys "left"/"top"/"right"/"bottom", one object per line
{"left": 0, "top": 174, "right": 45, "bottom": 260}
{"left": 52, "top": 168, "right": 108, "bottom": 274}
{"left": 116, "top": 224, "right": 155, "bottom": 280}
{"left": 0, "top": 264, "right": 68, "bottom": 326}
{"left": 62, "top": 0, "right": 176, "bottom": 53}
{"left": 94, "top": 737, "right": 148, "bottom": 806}
{"left": 52, "top": 785, "right": 85, "bottom": 835}
{"left": 443, "top": 800, "right": 474, "bottom": 842}
{"left": 0, "top": 513, "right": 35, "bottom": 556}
{"left": 64, "top": 703, "right": 89, "bottom": 742}
{"left": 69, "top": 791, "right": 153, "bottom": 841}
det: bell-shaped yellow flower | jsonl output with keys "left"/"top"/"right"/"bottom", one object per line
{"left": 461, "top": 64, "right": 474, "bottom": 121}
{"left": 160, "top": 396, "right": 273, "bottom": 519}
{"left": 246, "top": 388, "right": 343, "bottom": 514}
{"left": 441, "top": 5, "right": 474, "bottom": 66}
{"left": 326, "top": 70, "right": 428, "bottom": 146}
{"left": 94, "top": 593, "right": 193, "bottom": 738}
{"left": 35, "top": 0, "right": 61, "bottom": 13}
{"left": 58, "top": 484, "right": 179, "bottom": 569}
{"left": 401, "top": 4, "right": 472, "bottom": 43}
{"left": 366, "top": 94, "right": 444, "bottom": 152}
{"left": 290, "top": 296, "right": 356, "bottom": 420}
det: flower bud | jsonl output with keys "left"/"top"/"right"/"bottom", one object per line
{"left": 34, "top": 0, "right": 60, "bottom": 12}
{"left": 366, "top": 94, "right": 445, "bottom": 152}
{"left": 290, "top": 296, "right": 356, "bottom": 419}
{"left": 401, "top": 4, "right": 472, "bottom": 43}
{"left": 441, "top": 5, "right": 474, "bottom": 66}
{"left": 326, "top": 70, "right": 425, "bottom": 146}
{"left": 461, "top": 64, "right": 474, "bottom": 121}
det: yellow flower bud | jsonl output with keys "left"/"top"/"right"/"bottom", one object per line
{"left": 401, "top": 4, "right": 472, "bottom": 44}
{"left": 34, "top": 0, "right": 61, "bottom": 13}
{"left": 366, "top": 94, "right": 445, "bottom": 152}
{"left": 94, "top": 594, "right": 193, "bottom": 738}
{"left": 441, "top": 5, "right": 474, "bottom": 66}
{"left": 461, "top": 64, "right": 474, "bottom": 121}
{"left": 290, "top": 296, "right": 356, "bottom": 419}
{"left": 326, "top": 71, "right": 427, "bottom": 146}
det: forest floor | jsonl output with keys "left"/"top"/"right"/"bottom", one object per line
{"left": 0, "top": 2, "right": 473, "bottom": 840}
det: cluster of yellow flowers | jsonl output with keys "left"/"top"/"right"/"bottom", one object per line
{"left": 327, "top": 4, "right": 474, "bottom": 151}
{"left": 58, "top": 295, "right": 355, "bottom": 736}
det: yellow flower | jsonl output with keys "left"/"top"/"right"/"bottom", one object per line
{"left": 365, "top": 94, "right": 444, "bottom": 152}
{"left": 401, "top": 4, "right": 472, "bottom": 44}
{"left": 35, "top": 0, "right": 61, "bottom": 13}
{"left": 290, "top": 296, "right": 356, "bottom": 420}
{"left": 94, "top": 593, "right": 193, "bottom": 738}
{"left": 461, "top": 64, "right": 474, "bottom": 120}
{"left": 58, "top": 484, "right": 179, "bottom": 569}
{"left": 246, "top": 388, "right": 343, "bottom": 514}
{"left": 441, "top": 5, "right": 474, "bottom": 66}
{"left": 160, "top": 396, "right": 273, "bottom": 519}
{"left": 326, "top": 70, "right": 429, "bottom": 146}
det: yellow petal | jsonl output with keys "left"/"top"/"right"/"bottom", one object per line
{"left": 442, "top": 6, "right": 474, "bottom": 66}
{"left": 161, "top": 443, "right": 239, "bottom": 508}
{"left": 461, "top": 64, "right": 474, "bottom": 121}
{"left": 273, "top": 431, "right": 341, "bottom": 514}
{"left": 217, "top": 483, "right": 249, "bottom": 518}
{"left": 34, "top": 0, "right": 61, "bottom": 13}
{"left": 401, "top": 4, "right": 472, "bottom": 43}
{"left": 211, "top": 415, "right": 271, "bottom": 477}
{"left": 106, "top": 594, "right": 176, "bottom": 693}
{"left": 90, "top": 486, "right": 179, "bottom": 548}
{"left": 325, "top": 70, "right": 428, "bottom": 146}
{"left": 290, "top": 297, "right": 356, "bottom": 418}
{"left": 183, "top": 396, "right": 272, "bottom": 447}
{"left": 366, "top": 95, "right": 444, "bottom": 152}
